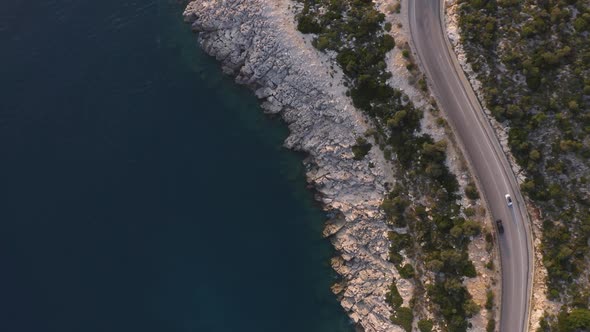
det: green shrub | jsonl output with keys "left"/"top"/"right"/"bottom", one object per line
{"left": 464, "top": 207, "right": 476, "bottom": 217}
{"left": 352, "top": 137, "right": 372, "bottom": 160}
{"left": 418, "top": 319, "right": 434, "bottom": 332}
{"left": 418, "top": 77, "right": 427, "bottom": 91}
{"left": 399, "top": 264, "right": 415, "bottom": 279}
{"left": 485, "top": 290, "right": 494, "bottom": 310}
{"left": 381, "top": 34, "right": 396, "bottom": 51}
{"left": 297, "top": 15, "right": 322, "bottom": 34}
{"left": 465, "top": 182, "right": 480, "bottom": 200}
{"left": 386, "top": 281, "right": 403, "bottom": 309}
{"left": 381, "top": 194, "right": 409, "bottom": 226}
{"left": 486, "top": 318, "right": 496, "bottom": 332}
{"left": 463, "top": 299, "right": 480, "bottom": 316}
{"left": 389, "top": 231, "right": 412, "bottom": 265}
{"left": 427, "top": 277, "right": 472, "bottom": 331}
{"left": 558, "top": 308, "right": 590, "bottom": 332}
{"left": 463, "top": 261, "right": 477, "bottom": 277}
{"left": 391, "top": 307, "right": 413, "bottom": 332}
{"left": 314, "top": 36, "right": 330, "bottom": 50}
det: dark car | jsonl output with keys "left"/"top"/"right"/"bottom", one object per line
{"left": 496, "top": 219, "right": 504, "bottom": 234}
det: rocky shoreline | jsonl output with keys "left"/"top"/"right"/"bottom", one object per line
{"left": 183, "top": 1, "right": 404, "bottom": 331}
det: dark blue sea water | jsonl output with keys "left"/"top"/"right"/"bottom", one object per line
{"left": 0, "top": 1, "right": 353, "bottom": 331}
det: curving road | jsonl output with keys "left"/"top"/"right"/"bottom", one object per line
{"left": 407, "top": 0, "right": 533, "bottom": 331}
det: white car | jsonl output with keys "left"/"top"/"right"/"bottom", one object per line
{"left": 505, "top": 194, "right": 513, "bottom": 207}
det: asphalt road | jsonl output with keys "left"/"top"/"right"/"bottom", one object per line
{"left": 407, "top": 0, "right": 533, "bottom": 331}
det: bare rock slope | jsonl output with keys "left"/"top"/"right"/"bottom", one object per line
{"left": 184, "top": 1, "right": 402, "bottom": 331}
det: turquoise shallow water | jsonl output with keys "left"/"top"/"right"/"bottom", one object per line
{"left": 0, "top": 1, "right": 353, "bottom": 331}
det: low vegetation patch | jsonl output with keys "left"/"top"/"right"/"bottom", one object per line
{"left": 418, "top": 319, "right": 434, "bottom": 332}
{"left": 391, "top": 306, "right": 414, "bottom": 332}
{"left": 351, "top": 136, "right": 372, "bottom": 160}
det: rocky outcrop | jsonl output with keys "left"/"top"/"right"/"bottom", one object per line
{"left": 183, "top": 1, "right": 403, "bottom": 331}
